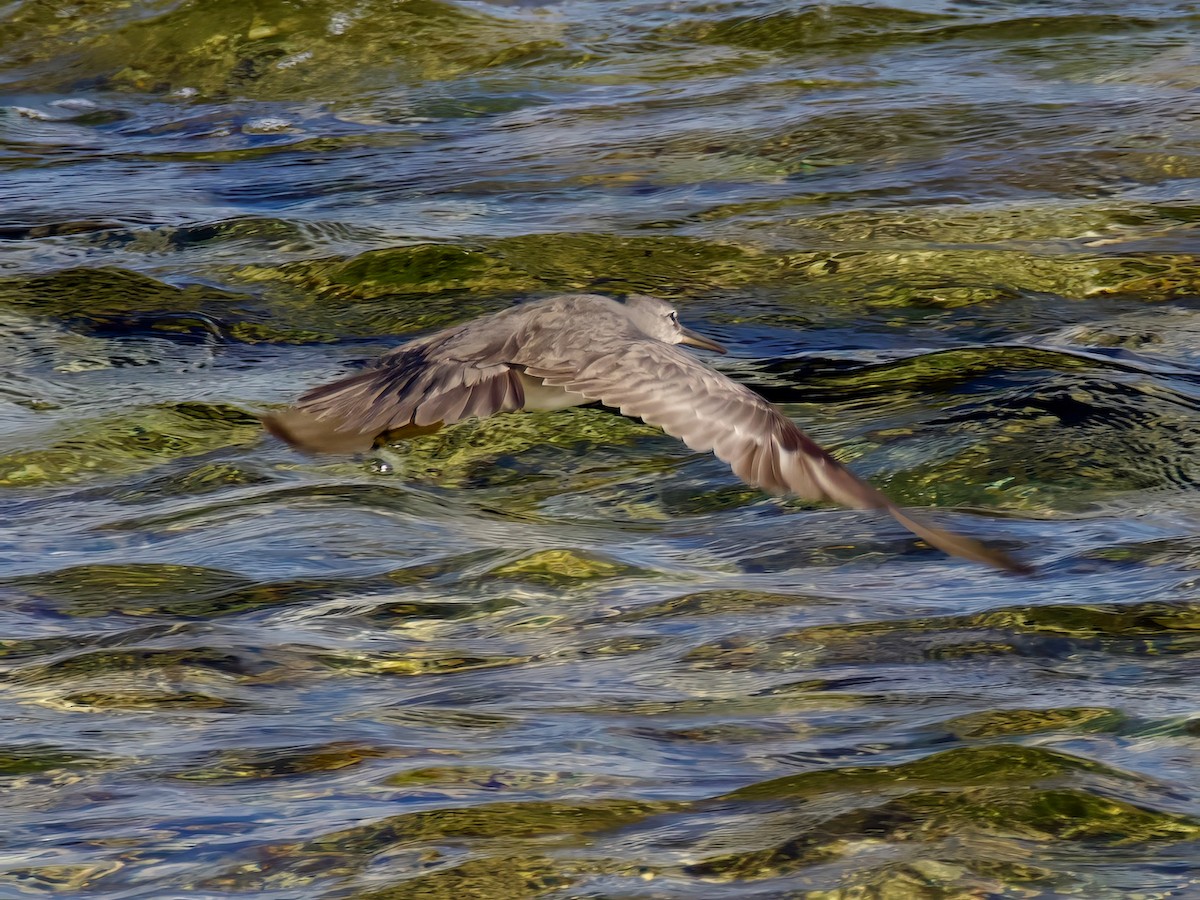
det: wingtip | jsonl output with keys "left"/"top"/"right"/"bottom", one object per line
{"left": 981, "top": 547, "right": 1036, "bottom": 577}
{"left": 888, "top": 508, "right": 1033, "bottom": 575}
{"left": 1003, "top": 556, "right": 1037, "bottom": 577}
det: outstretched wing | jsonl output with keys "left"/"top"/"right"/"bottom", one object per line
{"left": 521, "top": 340, "right": 1028, "bottom": 573}
{"left": 263, "top": 341, "right": 526, "bottom": 454}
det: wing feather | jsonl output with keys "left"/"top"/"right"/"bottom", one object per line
{"left": 263, "top": 348, "right": 525, "bottom": 453}
{"left": 525, "top": 341, "right": 1028, "bottom": 573}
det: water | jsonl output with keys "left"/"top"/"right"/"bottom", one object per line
{"left": 2, "top": 0, "right": 1199, "bottom": 896}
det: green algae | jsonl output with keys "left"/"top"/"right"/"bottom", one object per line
{"left": 230, "top": 239, "right": 1200, "bottom": 331}
{"left": 169, "top": 742, "right": 396, "bottom": 782}
{"left": 315, "top": 798, "right": 673, "bottom": 854}
{"left": 0, "top": 267, "right": 245, "bottom": 322}
{"left": 374, "top": 406, "right": 664, "bottom": 496}
{"left": 783, "top": 199, "right": 1200, "bottom": 246}
{"left": 667, "top": 7, "right": 1173, "bottom": 59}
{"left": 4, "top": 562, "right": 253, "bottom": 617}
{"left": 486, "top": 549, "right": 643, "bottom": 585}
{"left": 657, "top": 6, "right": 951, "bottom": 56}
{"left": 7, "top": 238, "right": 1200, "bottom": 355}
{"left": 0, "top": 402, "right": 263, "bottom": 488}
{"left": 799, "top": 859, "right": 1045, "bottom": 900}
{"left": 0, "top": 235, "right": 768, "bottom": 343}
{"left": 769, "top": 247, "right": 1200, "bottom": 308}
{"left": 223, "top": 233, "right": 774, "bottom": 340}
{"left": 0, "top": 863, "right": 128, "bottom": 895}
{"left": 109, "top": 462, "right": 274, "bottom": 504}
{"left": 724, "top": 745, "right": 1117, "bottom": 802}
{"left": 611, "top": 589, "right": 838, "bottom": 622}
{"left": 686, "top": 599, "right": 1200, "bottom": 674}
{"left": 316, "top": 649, "right": 535, "bottom": 678}
{"left": 204, "top": 798, "right": 677, "bottom": 893}
{"left": 0, "top": 745, "right": 109, "bottom": 777}
{"left": 943, "top": 707, "right": 1126, "bottom": 739}
{"left": 1, "top": 562, "right": 383, "bottom": 618}
{"left": 380, "top": 765, "right": 628, "bottom": 794}
{"left": 352, "top": 856, "right": 574, "bottom": 900}
{"left": 906, "top": 787, "right": 1200, "bottom": 844}
{"left": 59, "top": 690, "right": 238, "bottom": 711}
{"left": 18, "top": 646, "right": 267, "bottom": 682}
{"left": 359, "top": 595, "right": 523, "bottom": 625}
{"left": 0, "top": 0, "right": 572, "bottom": 100}
{"left": 687, "top": 780, "right": 1200, "bottom": 883}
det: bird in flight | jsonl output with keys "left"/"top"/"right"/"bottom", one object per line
{"left": 264, "top": 293, "right": 1029, "bottom": 573}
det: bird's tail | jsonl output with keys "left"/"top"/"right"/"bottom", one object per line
{"left": 262, "top": 407, "right": 444, "bottom": 454}
{"left": 261, "top": 408, "right": 377, "bottom": 454}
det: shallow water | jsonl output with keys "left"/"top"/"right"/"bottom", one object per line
{"left": 2, "top": 0, "right": 1199, "bottom": 897}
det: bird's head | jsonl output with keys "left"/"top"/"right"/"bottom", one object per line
{"left": 622, "top": 294, "right": 727, "bottom": 353}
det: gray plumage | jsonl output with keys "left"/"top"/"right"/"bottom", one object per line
{"left": 264, "top": 293, "right": 1029, "bottom": 573}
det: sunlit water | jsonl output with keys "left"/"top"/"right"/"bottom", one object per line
{"left": 1, "top": 0, "right": 1199, "bottom": 897}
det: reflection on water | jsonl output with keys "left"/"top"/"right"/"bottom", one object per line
{"left": 1, "top": 0, "right": 1198, "bottom": 896}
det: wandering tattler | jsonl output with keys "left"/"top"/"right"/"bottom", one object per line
{"left": 264, "top": 293, "right": 1028, "bottom": 573}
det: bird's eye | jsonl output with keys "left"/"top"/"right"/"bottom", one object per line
{"left": 668, "top": 312, "right": 679, "bottom": 325}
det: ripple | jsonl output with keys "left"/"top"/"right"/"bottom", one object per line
{"left": 3, "top": 0, "right": 1200, "bottom": 895}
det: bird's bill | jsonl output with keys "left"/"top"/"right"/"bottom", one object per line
{"left": 679, "top": 327, "right": 727, "bottom": 354}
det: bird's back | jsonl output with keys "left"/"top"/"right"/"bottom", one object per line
{"left": 384, "top": 294, "right": 636, "bottom": 370}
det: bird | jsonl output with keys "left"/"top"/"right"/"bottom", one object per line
{"left": 263, "top": 293, "right": 1029, "bottom": 573}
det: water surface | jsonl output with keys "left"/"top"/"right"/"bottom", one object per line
{"left": 2, "top": 0, "right": 1199, "bottom": 897}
